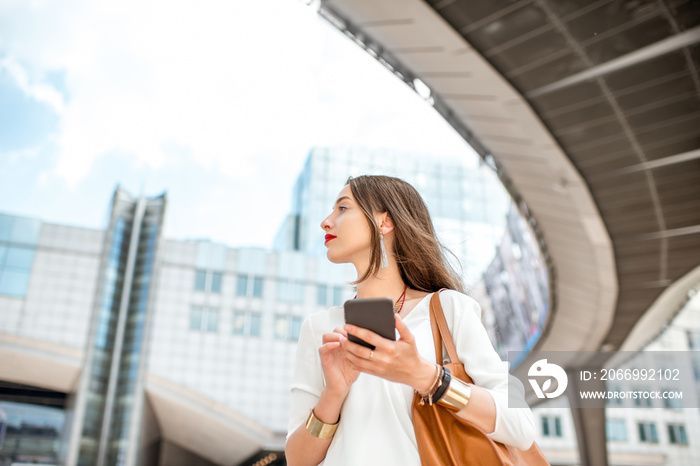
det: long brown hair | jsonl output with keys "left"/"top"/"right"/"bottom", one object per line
{"left": 346, "top": 175, "right": 465, "bottom": 293}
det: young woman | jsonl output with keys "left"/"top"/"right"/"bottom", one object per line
{"left": 285, "top": 175, "right": 535, "bottom": 465}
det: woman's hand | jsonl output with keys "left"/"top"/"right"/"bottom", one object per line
{"left": 341, "top": 314, "right": 436, "bottom": 393}
{"left": 319, "top": 327, "right": 361, "bottom": 396}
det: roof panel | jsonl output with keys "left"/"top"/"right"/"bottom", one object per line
{"left": 542, "top": 100, "right": 616, "bottom": 129}
{"left": 487, "top": 28, "right": 571, "bottom": 73}
{"left": 616, "top": 77, "right": 697, "bottom": 114}
{"left": 643, "top": 132, "right": 700, "bottom": 159}
{"left": 555, "top": 119, "right": 627, "bottom": 148}
{"left": 565, "top": 0, "right": 662, "bottom": 43}
{"left": 469, "top": 3, "right": 551, "bottom": 51}
{"left": 432, "top": 0, "right": 520, "bottom": 31}
{"left": 604, "top": 51, "right": 688, "bottom": 91}
{"left": 626, "top": 96, "right": 700, "bottom": 129}
{"left": 584, "top": 15, "right": 674, "bottom": 65}
{"left": 636, "top": 114, "right": 700, "bottom": 147}
{"left": 530, "top": 81, "right": 603, "bottom": 113}
{"left": 509, "top": 51, "right": 589, "bottom": 90}
{"left": 666, "top": 0, "right": 700, "bottom": 30}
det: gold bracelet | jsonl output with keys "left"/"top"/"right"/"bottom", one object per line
{"left": 305, "top": 409, "right": 339, "bottom": 440}
{"left": 438, "top": 377, "right": 472, "bottom": 411}
{"left": 417, "top": 364, "right": 441, "bottom": 398}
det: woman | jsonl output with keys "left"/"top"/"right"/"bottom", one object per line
{"left": 286, "top": 175, "right": 535, "bottom": 465}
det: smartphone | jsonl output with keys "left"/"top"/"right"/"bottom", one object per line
{"left": 343, "top": 298, "right": 396, "bottom": 350}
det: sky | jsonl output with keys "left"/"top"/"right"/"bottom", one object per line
{"left": 0, "top": 0, "right": 480, "bottom": 248}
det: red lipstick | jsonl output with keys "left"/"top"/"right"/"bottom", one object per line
{"left": 325, "top": 234, "right": 337, "bottom": 244}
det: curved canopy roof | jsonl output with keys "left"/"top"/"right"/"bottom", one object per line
{"left": 318, "top": 0, "right": 700, "bottom": 370}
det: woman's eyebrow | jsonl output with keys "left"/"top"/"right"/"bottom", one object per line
{"left": 333, "top": 196, "right": 351, "bottom": 207}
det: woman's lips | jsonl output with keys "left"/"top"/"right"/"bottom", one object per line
{"left": 325, "top": 234, "right": 337, "bottom": 244}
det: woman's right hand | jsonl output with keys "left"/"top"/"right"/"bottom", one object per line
{"left": 319, "top": 327, "right": 360, "bottom": 396}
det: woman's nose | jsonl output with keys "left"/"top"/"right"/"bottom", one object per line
{"left": 321, "top": 215, "right": 332, "bottom": 230}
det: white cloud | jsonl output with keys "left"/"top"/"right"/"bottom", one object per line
{"left": 0, "top": 56, "right": 65, "bottom": 113}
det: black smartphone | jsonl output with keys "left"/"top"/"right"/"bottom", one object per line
{"left": 343, "top": 298, "right": 396, "bottom": 350}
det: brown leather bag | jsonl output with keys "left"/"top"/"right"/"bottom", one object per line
{"left": 411, "top": 291, "right": 549, "bottom": 465}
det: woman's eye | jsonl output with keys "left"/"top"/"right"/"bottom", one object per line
{"left": 338, "top": 206, "right": 347, "bottom": 211}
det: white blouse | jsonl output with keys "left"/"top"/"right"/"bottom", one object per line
{"left": 287, "top": 290, "right": 536, "bottom": 465}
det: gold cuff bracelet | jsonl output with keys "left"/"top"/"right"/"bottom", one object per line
{"left": 438, "top": 377, "right": 473, "bottom": 411}
{"left": 305, "top": 409, "right": 339, "bottom": 440}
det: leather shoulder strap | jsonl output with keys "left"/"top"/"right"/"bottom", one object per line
{"left": 429, "top": 290, "right": 459, "bottom": 364}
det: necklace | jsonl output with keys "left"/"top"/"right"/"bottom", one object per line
{"left": 393, "top": 284, "right": 408, "bottom": 314}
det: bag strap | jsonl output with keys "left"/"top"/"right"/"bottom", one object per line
{"left": 429, "top": 289, "right": 460, "bottom": 365}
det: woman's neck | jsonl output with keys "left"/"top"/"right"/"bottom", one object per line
{"left": 354, "top": 262, "right": 406, "bottom": 300}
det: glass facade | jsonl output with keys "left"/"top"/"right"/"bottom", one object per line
{"left": 480, "top": 205, "right": 550, "bottom": 365}
{"left": 0, "top": 401, "right": 65, "bottom": 465}
{"left": 0, "top": 214, "right": 40, "bottom": 297}
{"left": 76, "top": 189, "right": 166, "bottom": 466}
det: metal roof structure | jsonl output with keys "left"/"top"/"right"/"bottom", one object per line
{"left": 316, "top": 1, "right": 699, "bottom": 463}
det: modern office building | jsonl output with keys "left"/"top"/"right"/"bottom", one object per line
{"left": 0, "top": 147, "right": 517, "bottom": 466}
{"left": 0, "top": 190, "right": 353, "bottom": 466}
{"left": 530, "top": 290, "right": 700, "bottom": 466}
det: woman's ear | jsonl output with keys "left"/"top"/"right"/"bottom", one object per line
{"left": 377, "top": 212, "right": 394, "bottom": 235}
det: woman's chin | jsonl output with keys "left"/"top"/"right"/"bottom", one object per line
{"left": 326, "top": 250, "right": 345, "bottom": 264}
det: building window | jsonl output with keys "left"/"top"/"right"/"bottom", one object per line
{"left": 606, "top": 419, "right": 627, "bottom": 442}
{"left": 317, "top": 284, "right": 328, "bottom": 306}
{"left": 211, "top": 272, "right": 222, "bottom": 293}
{"left": 236, "top": 274, "right": 264, "bottom": 298}
{"left": 190, "top": 306, "right": 219, "bottom": 332}
{"left": 195, "top": 270, "right": 207, "bottom": 291}
{"left": 663, "top": 389, "right": 683, "bottom": 410}
{"left": 277, "top": 279, "right": 304, "bottom": 303}
{"left": 333, "top": 286, "right": 344, "bottom": 306}
{"left": 236, "top": 274, "right": 248, "bottom": 296}
{"left": 541, "top": 416, "right": 562, "bottom": 438}
{"left": 687, "top": 330, "right": 700, "bottom": 350}
{"left": 0, "top": 244, "right": 35, "bottom": 297}
{"left": 606, "top": 385, "right": 623, "bottom": 406}
{"left": 638, "top": 422, "right": 658, "bottom": 443}
{"left": 633, "top": 389, "right": 653, "bottom": 407}
{"left": 667, "top": 424, "right": 688, "bottom": 445}
{"left": 233, "top": 311, "right": 262, "bottom": 337}
{"left": 194, "top": 269, "right": 222, "bottom": 293}
{"left": 252, "top": 276, "right": 264, "bottom": 297}
{"left": 274, "top": 315, "right": 303, "bottom": 341}
{"left": 317, "top": 284, "right": 346, "bottom": 306}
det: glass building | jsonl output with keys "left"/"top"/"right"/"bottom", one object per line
{"left": 0, "top": 147, "right": 524, "bottom": 465}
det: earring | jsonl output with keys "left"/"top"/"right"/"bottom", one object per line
{"left": 380, "top": 232, "right": 389, "bottom": 268}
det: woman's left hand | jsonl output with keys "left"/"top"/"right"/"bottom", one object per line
{"left": 342, "top": 314, "right": 435, "bottom": 393}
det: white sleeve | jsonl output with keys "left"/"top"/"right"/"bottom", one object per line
{"left": 440, "top": 290, "right": 536, "bottom": 451}
{"left": 286, "top": 316, "right": 324, "bottom": 440}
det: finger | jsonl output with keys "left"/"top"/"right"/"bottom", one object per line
{"left": 322, "top": 332, "right": 343, "bottom": 344}
{"left": 395, "top": 314, "right": 414, "bottom": 344}
{"left": 340, "top": 337, "right": 374, "bottom": 358}
{"left": 344, "top": 324, "right": 388, "bottom": 350}
{"left": 333, "top": 327, "right": 348, "bottom": 337}
{"left": 345, "top": 351, "right": 375, "bottom": 374}
{"left": 318, "top": 341, "right": 340, "bottom": 355}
